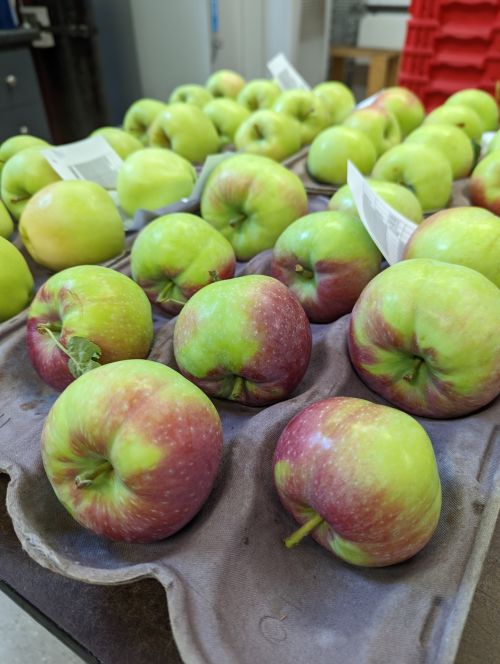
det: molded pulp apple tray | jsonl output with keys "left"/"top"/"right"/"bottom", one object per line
{"left": 0, "top": 192, "right": 499, "bottom": 664}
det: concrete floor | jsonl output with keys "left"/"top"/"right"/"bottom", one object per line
{"left": 0, "top": 591, "right": 83, "bottom": 663}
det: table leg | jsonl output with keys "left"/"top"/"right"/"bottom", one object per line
{"left": 386, "top": 55, "right": 400, "bottom": 87}
{"left": 330, "top": 56, "right": 346, "bottom": 82}
{"left": 367, "top": 55, "right": 389, "bottom": 96}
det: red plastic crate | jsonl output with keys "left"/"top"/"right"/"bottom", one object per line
{"left": 434, "top": 32, "right": 492, "bottom": 60}
{"left": 404, "top": 18, "right": 439, "bottom": 49}
{"left": 411, "top": 0, "right": 500, "bottom": 22}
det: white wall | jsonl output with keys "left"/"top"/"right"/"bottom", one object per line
{"left": 129, "top": 0, "right": 212, "bottom": 100}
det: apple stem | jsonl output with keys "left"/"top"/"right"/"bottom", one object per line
{"left": 302, "top": 108, "right": 314, "bottom": 119}
{"left": 228, "top": 214, "right": 245, "bottom": 228}
{"left": 75, "top": 460, "right": 112, "bottom": 489}
{"left": 10, "top": 195, "right": 30, "bottom": 204}
{"left": 229, "top": 375, "right": 246, "bottom": 401}
{"left": 156, "top": 280, "right": 174, "bottom": 303}
{"left": 294, "top": 264, "right": 314, "bottom": 280}
{"left": 160, "top": 297, "right": 186, "bottom": 309}
{"left": 402, "top": 356, "right": 423, "bottom": 383}
{"left": 36, "top": 324, "right": 70, "bottom": 359}
{"left": 284, "top": 512, "right": 323, "bottom": 549}
{"left": 253, "top": 124, "right": 264, "bottom": 140}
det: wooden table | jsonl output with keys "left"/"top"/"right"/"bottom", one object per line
{"left": 329, "top": 46, "right": 400, "bottom": 96}
{"left": 0, "top": 469, "right": 498, "bottom": 663}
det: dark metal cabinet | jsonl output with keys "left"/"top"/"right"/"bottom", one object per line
{"left": 0, "top": 31, "right": 51, "bottom": 142}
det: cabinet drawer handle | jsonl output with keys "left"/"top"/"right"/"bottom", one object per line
{"left": 5, "top": 75, "right": 17, "bottom": 88}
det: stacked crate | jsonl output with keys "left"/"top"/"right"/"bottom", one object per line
{"left": 399, "top": 0, "right": 500, "bottom": 110}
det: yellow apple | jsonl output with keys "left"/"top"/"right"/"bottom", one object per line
{"left": 0, "top": 237, "right": 34, "bottom": 321}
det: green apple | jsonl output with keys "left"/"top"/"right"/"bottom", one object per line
{"left": 349, "top": 259, "right": 500, "bottom": 418}
{"left": 200, "top": 154, "right": 308, "bottom": 260}
{"left": 27, "top": 266, "right": 153, "bottom": 391}
{"left": 19, "top": 180, "right": 125, "bottom": 271}
{"left": 234, "top": 110, "right": 301, "bottom": 161}
{"left": 274, "top": 397, "right": 441, "bottom": 567}
{"left": 173, "top": 275, "right": 311, "bottom": 406}
{"left": 148, "top": 103, "right": 220, "bottom": 163}
{"left": 1, "top": 147, "right": 60, "bottom": 220}
{"left": 405, "top": 123, "right": 474, "bottom": 180}
{"left": 237, "top": 79, "right": 282, "bottom": 111}
{"left": 329, "top": 181, "right": 423, "bottom": 224}
{"left": 372, "top": 143, "right": 452, "bottom": 212}
{"left": 424, "top": 104, "right": 484, "bottom": 142}
{"left": 203, "top": 98, "right": 250, "bottom": 147}
{"left": 169, "top": 84, "right": 213, "bottom": 108}
{"left": 0, "top": 200, "right": 14, "bottom": 238}
{"left": 271, "top": 210, "right": 381, "bottom": 323}
{"left": 404, "top": 207, "right": 500, "bottom": 287}
{"left": 41, "top": 359, "right": 222, "bottom": 542}
{"left": 469, "top": 151, "right": 500, "bottom": 216}
{"left": 123, "top": 98, "right": 168, "bottom": 145}
{"left": 0, "top": 236, "right": 34, "bottom": 321}
{"left": 117, "top": 148, "right": 196, "bottom": 216}
{"left": 0, "top": 134, "right": 49, "bottom": 180}
{"left": 313, "top": 81, "right": 355, "bottom": 125}
{"left": 445, "top": 88, "right": 499, "bottom": 132}
{"left": 206, "top": 69, "right": 246, "bottom": 99}
{"left": 343, "top": 106, "right": 401, "bottom": 156}
{"left": 307, "top": 126, "right": 377, "bottom": 185}
{"left": 90, "top": 127, "right": 143, "bottom": 159}
{"left": 273, "top": 90, "right": 330, "bottom": 145}
{"left": 131, "top": 212, "right": 236, "bottom": 315}
{"left": 372, "top": 86, "right": 425, "bottom": 137}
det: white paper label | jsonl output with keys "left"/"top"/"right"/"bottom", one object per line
{"left": 267, "top": 53, "right": 310, "bottom": 91}
{"left": 189, "top": 151, "right": 237, "bottom": 201}
{"left": 43, "top": 136, "right": 123, "bottom": 191}
{"left": 480, "top": 131, "right": 496, "bottom": 157}
{"left": 347, "top": 161, "right": 418, "bottom": 265}
{"left": 356, "top": 91, "right": 382, "bottom": 110}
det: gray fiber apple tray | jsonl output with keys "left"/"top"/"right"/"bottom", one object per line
{"left": 1, "top": 193, "right": 499, "bottom": 664}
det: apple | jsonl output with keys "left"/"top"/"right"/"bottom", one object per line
{"left": 273, "top": 90, "right": 330, "bottom": 145}
{"left": 131, "top": 212, "right": 236, "bottom": 315}
{"left": 405, "top": 123, "right": 474, "bottom": 180}
{"left": 445, "top": 88, "right": 499, "bottom": 132}
{"left": 329, "top": 181, "right": 423, "bottom": 224}
{"left": 173, "top": 275, "right": 311, "bottom": 406}
{"left": 307, "top": 126, "right": 377, "bottom": 185}
{"left": 19, "top": 180, "right": 125, "bottom": 271}
{"left": 372, "top": 143, "right": 452, "bottom": 212}
{"left": 41, "top": 359, "right": 222, "bottom": 542}
{"left": 0, "top": 200, "right": 14, "bottom": 238}
{"left": 90, "top": 126, "right": 143, "bottom": 159}
{"left": 234, "top": 110, "right": 301, "bottom": 161}
{"left": 0, "top": 237, "right": 34, "bottom": 321}
{"left": 123, "top": 98, "right": 168, "bottom": 145}
{"left": 348, "top": 258, "right": 500, "bottom": 418}
{"left": 469, "top": 151, "right": 500, "bottom": 216}
{"left": 206, "top": 69, "right": 246, "bottom": 99}
{"left": 1, "top": 147, "right": 60, "bottom": 220}
{"left": 487, "top": 130, "right": 500, "bottom": 155}
{"left": 271, "top": 210, "right": 381, "bottom": 323}
{"left": 0, "top": 134, "right": 49, "bottom": 180}
{"left": 148, "top": 103, "right": 220, "bottom": 163}
{"left": 27, "top": 265, "right": 153, "bottom": 391}
{"left": 313, "top": 81, "right": 355, "bottom": 125}
{"left": 273, "top": 396, "right": 441, "bottom": 567}
{"left": 203, "top": 98, "right": 250, "bottom": 147}
{"left": 371, "top": 86, "right": 425, "bottom": 138}
{"left": 343, "top": 106, "right": 401, "bottom": 156}
{"left": 237, "top": 79, "right": 282, "bottom": 111}
{"left": 403, "top": 207, "right": 500, "bottom": 288}
{"left": 169, "top": 83, "right": 213, "bottom": 108}
{"left": 424, "top": 104, "right": 483, "bottom": 143}
{"left": 117, "top": 147, "right": 196, "bottom": 216}
{"left": 200, "top": 154, "right": 308, "bottom": 260}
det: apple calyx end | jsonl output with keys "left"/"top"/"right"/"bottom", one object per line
{"left": 284, "top": 512, "right": 323, "bottom": 549}
{"left": 294, "top": 264, "right": 314, "bottom": 280}
{"left": 208, "top": 270, "right": 220, "bottom": 282}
